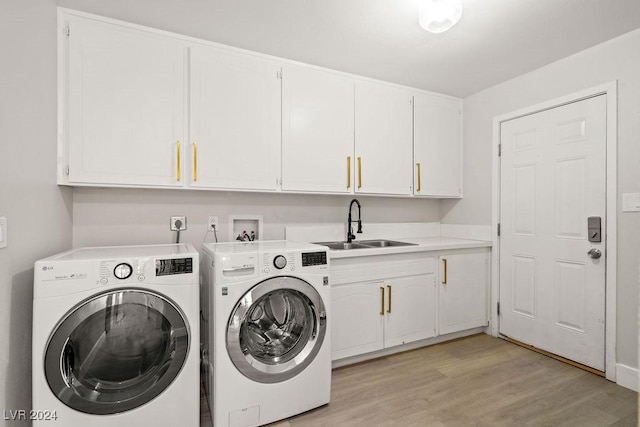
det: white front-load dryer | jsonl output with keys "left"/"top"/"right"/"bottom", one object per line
{"left": 201, "top": 241, "right": 330, "bottom": 427}
{"left": 32, "top": 244, "right": 200, "bottom": 427}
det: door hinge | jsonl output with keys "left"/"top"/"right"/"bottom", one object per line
{"left": 277, "top": 69, "right": 283, "bottom": 79}
{"left": 497, "top": 302, "right": 501, "bottom": 316}
{"left": 65, "top": 165, "right": 70, "bottom": 175}
{"left": 498, "top": 143, "right": 502, "bottom": 156}
{"left": 64, "top": 26, "right": 70, "bottom": 37}
{"left": 497, "top": 223, "right": 501, "bottom": 236}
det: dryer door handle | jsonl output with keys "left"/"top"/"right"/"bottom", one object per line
{"left": 61, "top": 339, "right": 74, "bottom": 388}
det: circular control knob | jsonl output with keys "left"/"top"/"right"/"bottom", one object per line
{"left": 114, "top": 263, "right": 133, "bottom": 280}
{"left": 273, "top": 255, "right": 287, "bottom": 270}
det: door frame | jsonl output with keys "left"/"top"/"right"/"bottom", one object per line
{"left": 489, "top": 81, "right": 618, "bottom": 381}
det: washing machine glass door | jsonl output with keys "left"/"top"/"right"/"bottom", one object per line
{"left": 44, "top": 289, "right": 189, "bottom": 415}
{"left": 227, "top": 276, "right": 327, "bottom": 383}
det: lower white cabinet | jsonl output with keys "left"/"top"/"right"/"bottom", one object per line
{"left": 384, "top": 275, "right": 437, "bottom": 348}
{"left": 330, "top": 253, "right": 436, "bottom": 361}
{"left": 331, "top": 281, "right": 385, "bottom": 359}
{"left": 438, "top": 250, "right": 490, "bottom": 335}
{"left": 330, "top": 248, "right": 490, "bottom": 363}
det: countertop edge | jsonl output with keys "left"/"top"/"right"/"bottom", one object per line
{"left": 325, "top": 238, "right": 492, "bottom": 259}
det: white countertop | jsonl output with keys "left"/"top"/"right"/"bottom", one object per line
{"left": 324, "top": 237, "right": 492, "bottom": 259}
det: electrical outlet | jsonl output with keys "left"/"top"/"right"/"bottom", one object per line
{"left": 208, "top": 216, "right": 218, "bottom": 231}
{"left": 170, "top": 216, "right": 187, "bottom": 231}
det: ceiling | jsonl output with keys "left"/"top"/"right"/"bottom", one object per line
{"left": 59, "top": 0, "right": 640, "bottom": 97}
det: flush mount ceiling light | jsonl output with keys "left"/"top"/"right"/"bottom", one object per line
{"left": 419, "top": 0, "right": 463, "bottom": 33}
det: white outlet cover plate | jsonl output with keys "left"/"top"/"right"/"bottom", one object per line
{"left": 170, "top": 216, "right": 187, "bottom": 231}
{"left": 208, "top": 216, "right": 218, "bottom": 231}
{"left": 0, "top": 216, "right": 7, "bottom": 248}
{"left": 622, "top": 193, "right": 640, "bottom": 212}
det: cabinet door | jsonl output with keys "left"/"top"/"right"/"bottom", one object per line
{"left": 331, "top": 281, "right": 384, "bottom": 361}
{"left": 354, "top": 81, "right": 413, "bottom": 195}
{"left": 66, "top": 17, "right": 185, "bottom": 187}
{"left": 384, "top": 274, "right": 437, "bottom": 348}
{"left": 189, "top": 45, "right": 281, "bottom": 190}
{"left": 414, "top": 93, "right": 462, "bottom": 197}
{"left": 438, "top": 253, "right": 488, "bottom": 335}
{"left": 282, "top": 65, "right": 354, "bottom": 193}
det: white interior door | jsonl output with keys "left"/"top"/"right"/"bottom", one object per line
{"left": 499, "top": 95, "right": 606, "bottom": 371}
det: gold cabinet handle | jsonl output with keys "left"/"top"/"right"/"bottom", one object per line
{"left": 357, "top": 157, "right": 362, "bottom": 189}
{"left": 416, "top": 162, "right": 422, "bottom": 192}
{"left": 176, "top": 140, "right": 181, "bottom": 181}
{"left": 193, "top": 141, "right": 198, "bottom": 182}
{"left": 380, "top": 286, "right": 385, "bottom": 316}
{"left": 387, "top": 285, "right": 392, "bottom": 314}
{"left": 442, "top": 258, "right": 448, "bottom": 284}
{"left": 347, "top": 156, "right": 351, "bottom": 189}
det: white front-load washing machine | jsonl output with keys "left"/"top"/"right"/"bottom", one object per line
{"left": 32, "top": 244, "right": 200, "bottom": 426}
{"left": 201, "top": 241, "right": 330, "bottom": 427}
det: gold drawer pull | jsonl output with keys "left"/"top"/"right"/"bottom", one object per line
{"left": 387, "top": 285, "right": 392, "bottom": 313}
{"left": 357, "top": 157, "right": 362, "bottom": 189}
{"left": 442, "top": 258, "right": 448, "bottom": 284}
{"left": 347, "top": 156, "right": 351, "bottom": 189}
{"left": 380, "top": 286, "right": 385, "bottom": 316}
{"left": 416, "top": 162, "right": 422, "bottom": 192}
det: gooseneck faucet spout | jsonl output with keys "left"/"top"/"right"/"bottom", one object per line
{"left": 347, "top": 199, "right": 363, "bottom": 243}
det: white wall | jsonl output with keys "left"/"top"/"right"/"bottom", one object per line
{"left": 72, "top": 188, "right": 441, "bottom": 249}
{"left": 0, "top": 0, "right": 73, "bottom": 422}
{"left": 442, "top": 29, "right": 640, "bottom": 369}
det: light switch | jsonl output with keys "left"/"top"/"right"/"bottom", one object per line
{"left": 0, "top": 217, "right": 6, "bottom": 249}
{"left": 622, "top": 193, "right": 640, "bottom": 212}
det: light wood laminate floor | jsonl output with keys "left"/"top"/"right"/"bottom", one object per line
{"left": 200, "top": 334, "right": 637, "bottom": 426}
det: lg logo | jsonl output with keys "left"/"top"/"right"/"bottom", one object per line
{"left": 41, "top": 266, "right": 53, "bottom": 271}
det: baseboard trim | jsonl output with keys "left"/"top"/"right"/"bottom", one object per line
{"left": 331, "top": 327, "right": 487, "bottom": 369}
{"left": 616, "top": 363, "right": 639, "bottom": 391}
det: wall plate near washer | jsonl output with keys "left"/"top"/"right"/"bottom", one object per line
{"left": 229, "top": 214, "right": 263, "bottom": 241}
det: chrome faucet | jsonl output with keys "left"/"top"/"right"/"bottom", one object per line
{"left": 347, "top": 199, "right": 363, "bottom": 243}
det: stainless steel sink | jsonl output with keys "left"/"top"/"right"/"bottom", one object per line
{"left": 315, "top": 240, "right": 417, "bottom": 250}
{"left": 358, "top": 239, "right": 417, "bottom": 248}
{"left": 315, "top": 242, "right": 371, "bottom": 250}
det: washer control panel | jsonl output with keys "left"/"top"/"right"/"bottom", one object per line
{"left": 260, "top": 250, "right": 328, "bottom": 274}
{"left": 273, "top": 255, "right": 287, "bottom": 270}
{"left": 301, "top": 251, "right": 327, "bottom": 267}
{"left": 114, "top": 263, "right": 133, "bottom": 279}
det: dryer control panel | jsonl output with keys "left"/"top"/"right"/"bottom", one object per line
{"left": 156, "top": 257, "right": 193, "bottom": 276}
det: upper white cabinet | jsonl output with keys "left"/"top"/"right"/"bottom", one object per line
{"left": 354, "top": 81, "right": 413, "bottom": 195}
{"left": 414, "top": 93, "right": 462, "bottom": 197}
{"left": 58, "top": 10, "right": 463, "bottom": 198}
{"left": 62, "top": 15, "right": 186, "bottom": 187}
{"left": 189, "top": 44, "right": 281, "bottom": 191}
{"left": 281, "top": 64, "right": 354, "bottom": 193}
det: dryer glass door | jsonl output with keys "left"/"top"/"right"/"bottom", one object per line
{"left": 227, "top": 276, "right": 327, "bottom": 383}
{"left": 44, "top": 289, "right": 190, "bottom": 415}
